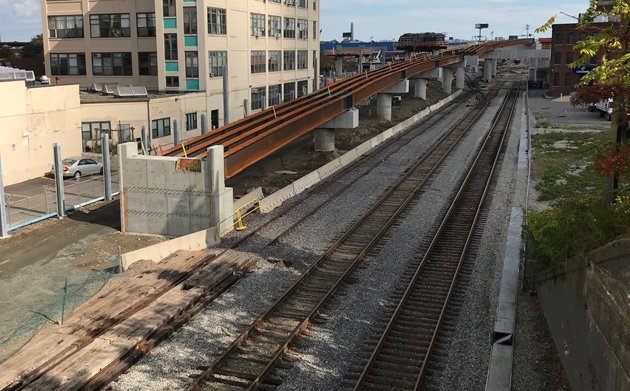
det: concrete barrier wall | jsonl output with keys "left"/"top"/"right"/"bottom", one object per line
{"left": 537, "top": 239, "right": 630, "bottom": 391}
{"left": 259, "top": 90, "right": 463, "bottom": 213}
{"left": 120, "top": 227, "right": 220, "bottom": 270}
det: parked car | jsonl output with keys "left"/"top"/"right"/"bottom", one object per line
{"left": 51, "top": 157, "right": 103, "bottom": 179}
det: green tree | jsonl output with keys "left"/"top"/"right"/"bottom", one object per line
{"left": 537, "top": 0, "right": 630, "bottom": 197}
{"left": 0, "top": 46, "right": 14, "bottom": 59}
{"left": 21, "top": 34, "right": 43, "bottom": 58}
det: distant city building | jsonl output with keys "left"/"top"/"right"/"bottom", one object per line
{"left": 41, "top": 0, "right": 320, "bottom": 117}
{"left": 549, "top": 22, "right": 612, "bottom": 97}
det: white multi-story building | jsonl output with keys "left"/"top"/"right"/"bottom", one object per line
{"left": 41, "top": 0, "right": 321, "bottom": 135}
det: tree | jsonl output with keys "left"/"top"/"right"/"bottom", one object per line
{"left": 0, "top": 46, "right": 14, "bottom": 59}
{"left": 21, "top": 34, "right": 43, "bottom": 58}
{"left": 537, "top": 0, "right": 630, "bottom": 197}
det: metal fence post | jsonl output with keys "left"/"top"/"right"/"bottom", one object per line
{"left": 173, "top": 119, "right": 180, "bottom": 146}
{"left": 200, "top": 113, "right": 208, "bottom": 135}
{"left": 53, "top": 143, "right": 65, "bottom": 218}
{"left": 141, "top": 126, "right": 148, "bottom": 155}
{"left": 222, "top": 65, "right": 230, "bottom": 125}
{"left": 0, "top": 151, "right": 9, "bottom": 238}
{"left": 102, "top": 133, "right": 112, "bottom": 201}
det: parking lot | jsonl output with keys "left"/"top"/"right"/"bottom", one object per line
{"left": 4, "top": 171, "right": 120, "bottom": 229}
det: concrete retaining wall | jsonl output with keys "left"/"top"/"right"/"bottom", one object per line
{"left": 120, "top": 227, "right": 219, "bottom": 270}
{"left": 118, "top": 143, "right": 233, "bottom": 237}
{"left": 259, "top": 90, "right": 463, "bottom": 213}
{"left": 537, "top": 239, "right": 630, "bottom": 391}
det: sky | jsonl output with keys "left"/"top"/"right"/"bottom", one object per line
{"left": 0, "top": 0, "right": 589, "bottom": 42}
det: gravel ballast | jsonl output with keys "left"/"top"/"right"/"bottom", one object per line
{"left": 112, "top": 72, "right": 569, "bottom": 390}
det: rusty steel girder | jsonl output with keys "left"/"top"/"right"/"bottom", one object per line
{"left": 163, "top": 39, "right": 534, "bottom": 178}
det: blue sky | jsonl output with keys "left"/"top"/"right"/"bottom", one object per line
{"left": 0, "top": 0, "right": 588, "bottom": 42}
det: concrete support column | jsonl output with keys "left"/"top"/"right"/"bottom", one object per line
{"left": 377, "top": 93, "right": 393, "bottom": 121}
{"left": 492, "top": 59, "right": 498, "bottom": 76}
{"left": 465, "top": 55, "right": 480, "bottom": 73}
{"left": 442, "top": 67, "right": 453, "bottom": 94}
{"left": 412, "top": 78, "right": 427, "bottom": 100}
{"left": 335, "top": 57, "right": 343, "bottom": 75}
{"left": 207, "top": 145, "right": 233, "bottom": 234}
{"left": 314, "top": 128, "right": 335, "bottom": 152}
{"left": 456, "top": 66, "right": 466, "bottom": 90}
{"left": 173, "top": 119, "right": 180, "bottom": 147}
{"left": 141, "top": 126, "right": 148, "bottom": 155}
{"left": 485, "top": 61, "right": 493, "bottom": 82}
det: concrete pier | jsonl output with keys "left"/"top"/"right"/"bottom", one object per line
{"left": 377, "top": 94, "right": 393, "bottom": 121}
{"left": 411, "top": 78, "right": 427, "bottom": 100}
{"left": 485, "top": 61, "right": 493, "bottom": 82}
{"left": 335, "top": 57, "right": 343, "bottom": 75}
{"left": 456, "top": 65, "right": 466, "bottom": 90}
{"left": 314, "top": 128, "right": 335, "bottom": 152}
{"left": 313, "top": 108, "right": 359, "bottom": 151}
{"left": 442, "top": 67, "right": 453, "bottom": 94}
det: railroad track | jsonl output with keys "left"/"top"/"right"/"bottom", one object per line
{"left": 351, "top": 83, "right": 520, "bottom": 391}
{"left": 185, "top": 84, "right": 505, "bottom": 391}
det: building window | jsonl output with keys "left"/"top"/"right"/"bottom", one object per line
{"left": 138, "top": 52, "right": 158, "bottom": 75}
{"left": 297, "top": 80, "right": 308, "bottom": 97}
{"left": 251, "top": 50, "right": 266, "bottom": 73}
{"left": 152, "top": 118, "right": 171, "bottom": 138}
{"left": 565, "top": 52, "right": 574, "bottom": 64}
{"left": 553, "top": 33, "right": 563, "bottom": 44}
{"left": 564, "top": 72, "right": 573, "bottom": 87}
{"left": 298, "top": 0, "right": 307, "bottom": 7}
{"left": 211, "top": 109, "right": 219, "bottom": 129}
{"left": 90, "top": 14, "right": 130, "bottom": 38}
{"left": 554, "top": 52, "right": 562, "bottom": 64}
{"left": 166, "top": 76, "right": 179, "bottom": 87}
{"left": 283, "top": 51, "right": 295, "bottom": 70}
{"left": 313, "top": 21, "right": 317, "bottom": 40}
{"left": 297, "top": 19, "right": 308, "bottom": 39}
{"left": 163, "top": 0, "right": 176, "bottom": 17}
{"left": 50, "top": 53, "right": 86, "bottom": 75}
{"left": 268, "top": 51, "right": 281, "bottom": 72}
{"left": 269, "top": 84, "right": 281, "bottom": 106}
{"left": 82, "top": 122, "right": 110, "bottom": 142}
{"left": 269, "top": 16, "right": 281, "bottom": 38}
{"left": 567, "top": 33, "right": 574, "bottom": 45}
{"left": 251, "top": 13, "right": 265, "bottom": 37}
{"left": 313, "top": 0, "right": 317, "bottom": 10}
{"left": 297, "top": 50, "right": 308, "bottom": 69}
{"left": 251, "top": 86, "right": 266, "bottom": 110}
{"left": 185, "top": 51, "right": 199, "bottom": 78}
{"left": 209, "top": 51, "right": 227, "bottom": 77}
{"left": 92, "top": 52, "right": 132, "bottom": 76}
{"left": 284, "top": 81, "right": 295, "bottom": 101}
{"left": 186, "top": 112, "right": 198, "bottom": 131}
{"left": 48, "top": 16, "right": 84, "bottom": 38}
{"left": 285, "top": 0, "right": 296, "bottom": 5}
{"left": 284, "top": 18, "right": 295, "bottom": 38}
{"left": 165, "top": 33, "right": 178, "bottom": 60}
{"left": 208, "top": 8, "right": 227, "bottom": 35}
{"left": 137, "top": 13, "right": 156, "bottom": 37}
{"left": 553, "top": 72, "right": 560, "bottom": 86}
{"left": 183, "top": 8, "right": 197, "bottom": 35}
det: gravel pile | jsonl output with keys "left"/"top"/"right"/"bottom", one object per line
{"left": 111, "top": 93, "right": 472, "bottom": 389}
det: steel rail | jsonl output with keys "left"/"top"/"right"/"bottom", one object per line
{"left": 163, "top": 40, "right": 532, "bottom": 178}
{"left": 185, "top": 85, "right": 502, "bottom": 391}
{"left": 352, "top": 83, "right": 520, "bottom": 391}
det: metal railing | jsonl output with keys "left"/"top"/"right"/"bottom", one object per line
{"left": 217, "top": 199, "right": 260, "bottom": 236}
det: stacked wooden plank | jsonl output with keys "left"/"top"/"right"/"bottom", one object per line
{"left": 0, "top": 250, "right": 257, "bottom": 391}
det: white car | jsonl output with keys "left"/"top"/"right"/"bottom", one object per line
{"left": 51, "top": 157, "right": 103, "bottom": 179}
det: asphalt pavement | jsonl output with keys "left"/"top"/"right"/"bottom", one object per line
{"left": 3, "top": 172, "right": 120, "bottom": 229}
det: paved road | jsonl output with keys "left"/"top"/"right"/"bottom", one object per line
{"left": 528, "top": 89, "right": 611, "bottom": 128}
{"left": 4, "top": 172, "right": 120, "bottom": 229}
